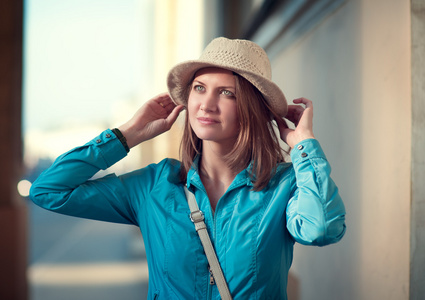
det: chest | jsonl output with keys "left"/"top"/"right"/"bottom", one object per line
{"left": 138, "top": 183, "right": 294, "bottom": 298}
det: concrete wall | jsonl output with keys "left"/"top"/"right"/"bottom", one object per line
{"left": 0, "top": 0, "right": 28, "bottom": 299}
{"left": 410, "top": 0, "right": 425, "bottom": 298}
{"left": 271, "top": 0, "right": 411, "bottom": 299}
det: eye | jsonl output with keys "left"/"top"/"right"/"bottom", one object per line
{"left": 193, "top": 85, "right": 205, "bottom": 92}
{"left": 220, "top": 89, "right": 235, "bottom": 98}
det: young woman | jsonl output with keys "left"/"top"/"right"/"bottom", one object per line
{"left": 30, "top": 37, "right": 346, "bottom": 299}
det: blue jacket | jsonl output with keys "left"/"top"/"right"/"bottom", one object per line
{"left": 30, "top": 129, "right": 346, "bottom": 299}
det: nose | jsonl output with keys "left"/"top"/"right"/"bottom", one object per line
{"left": 200, "top": 92, "right": 217, "bottom": 113}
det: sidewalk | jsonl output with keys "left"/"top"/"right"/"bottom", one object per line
{"left": 27, "top": 201, "right": 149, "bottom": 300}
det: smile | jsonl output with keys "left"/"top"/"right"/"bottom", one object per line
{"left": 197, "top": 117, "right": 219, "bottom": 125}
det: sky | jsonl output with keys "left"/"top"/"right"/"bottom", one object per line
{"left": 23, "top": 0, "right": 145, "bottom": 132}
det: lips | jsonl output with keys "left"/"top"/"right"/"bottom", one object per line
{"left": 197, "top": 117, "right": 219, "bottom": 125}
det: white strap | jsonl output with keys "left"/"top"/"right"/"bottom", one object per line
{"left": 184, "top": 186, "right": 233, "bottom": 300}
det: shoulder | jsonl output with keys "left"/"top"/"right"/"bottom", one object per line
{"left": 265, "top": 162, "right": 294, "bottom": 190}
{"left": 276, "top": 162, "right": 294, "bottom": 179}
{"left": 144, "top": 158, "right": 182, "bottom": 184}
{"left": 119, "top": 158, "right": 181, "bottom": 181}
{"left": 118, "top": 158, "right": 183, "bottom": 195}
{"left": 276, "top": 161, "right": 293, "bottom": 172}
{"left": 160, "top": 158, "right": 182, "bottom": 182}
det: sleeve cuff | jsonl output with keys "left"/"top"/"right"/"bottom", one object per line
{"left": 290, "top": 138, "right": 327, "bottom": 165}
{"left": 87, "top": 129, "right": 128, "bottom": 168}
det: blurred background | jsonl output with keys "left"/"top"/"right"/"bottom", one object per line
{"left": 1, "top": 0, "right": 424, "bottom": 299}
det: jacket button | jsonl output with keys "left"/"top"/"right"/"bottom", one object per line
{"left": 297, "top": 144, "right": 304, "bottom": 150}
{"left": 105, "top": 133, "right": 111, "bottom": 138}
{"left": 301, "top": 152, "right": 308, "bottom": 158}
{"left": 96, "top": 139, "right": 101, "bottom": 144}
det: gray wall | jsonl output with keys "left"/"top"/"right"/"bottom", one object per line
{"left": 271, "top": 0, "right": 411, "bottom": 299}
{"left": 411, "top": 0, "right": 425, "bottom": 299}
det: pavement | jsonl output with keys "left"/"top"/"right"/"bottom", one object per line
{"left": 27, "top": 200, "right": 149, "bottom": 300}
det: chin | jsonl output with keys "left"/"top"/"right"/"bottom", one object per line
{"left": 192, "top": 128, "right": 216, "bottom": 140}
{"left": 194, "top": 133, "right": 217, "bottom": 141}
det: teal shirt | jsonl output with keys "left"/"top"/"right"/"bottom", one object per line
{"left": 30, "top": 129, "right": 346, "bottom": 299}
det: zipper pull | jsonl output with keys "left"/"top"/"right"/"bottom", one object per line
{"left": 209, "top": 267, "right": 215, "bottom": 285}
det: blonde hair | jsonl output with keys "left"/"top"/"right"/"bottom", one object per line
{"left": 180, "top": 72, "right": 285, "bottom": 191}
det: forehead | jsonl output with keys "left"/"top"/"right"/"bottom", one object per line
{"left": 193, "top": 67, "right": 235, "bottom": 83}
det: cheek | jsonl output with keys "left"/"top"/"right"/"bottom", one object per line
{"left": 224, "top": 102, "right": 239, "bottom": 124}
{"left": 187, "top": 97, "right": 198, "bottom": 127}
{"left": 187, "top": 92, "right": 199, "bottom": 110}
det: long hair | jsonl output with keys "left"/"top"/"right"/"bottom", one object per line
{"left": 179, "top": 72, "right": 285, "bottom": 191}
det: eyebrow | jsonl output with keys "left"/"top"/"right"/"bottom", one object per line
{"left": 192, "top": 80, "right": 236, "bottom": 90}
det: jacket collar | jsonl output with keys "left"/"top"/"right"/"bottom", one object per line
{"left": 186, "top": 155, "right": 253, "bottom": 192}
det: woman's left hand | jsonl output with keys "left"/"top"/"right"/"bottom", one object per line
{"left": 275, "top": 97, "right": 315, "bottom": 149}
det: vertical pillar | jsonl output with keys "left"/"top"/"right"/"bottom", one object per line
{"left": 0, "top": 0, "right": 28, "bottom": 299}
{"left": 411, "top": 0, "right": 425, "bottom": 299}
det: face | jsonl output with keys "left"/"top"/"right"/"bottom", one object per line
{"left": 187, "top": 67, "right": 239, "bottom": 147}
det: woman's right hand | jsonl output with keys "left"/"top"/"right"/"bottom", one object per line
{"left": 275, "top": 97, "right": 315, "bottom": 149}
{"left": 118, "top": 93, "right": 185, "bottom": 149}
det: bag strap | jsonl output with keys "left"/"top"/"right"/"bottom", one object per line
{"left": 184, "top": 186, "right": 233, "bottom": 300}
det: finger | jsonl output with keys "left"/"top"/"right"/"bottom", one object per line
{"left": 285, "top": 105, "right": 304, "bottom": 124}
{"left": 158, "top": 101, "right": 176, "bottom": 114}
{"left": 294, "top": 105, "right": 305, "bottom": 117}
{"left": 165, "top": 105, "right": 185, "bottom": 126}
{"left": 285, "top": 105, "right": 298, "bottom": 120}
{"left": 293, "top": 97, "right": 313, "bottom": 108}
{"left": 292, "top": 98, "right": 313, "bottom": 123}
{"left": 287, "top": 104, "right": 305, "bottom": 115}
{"left": 153, "top": 93, "right": 172, "bottom": 107}
{"left": 162, "top": 101, "right": 177, "bottom": 111}
{"left": 153, "top": 92, "right": 170, "bottom": 101}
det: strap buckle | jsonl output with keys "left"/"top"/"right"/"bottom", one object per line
{"left": 190, "top": 210, "right": 204, "bottom": 223}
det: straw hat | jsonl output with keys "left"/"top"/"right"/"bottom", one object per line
{"left": 167, "top": 37, "right": 287, "bottom": 117}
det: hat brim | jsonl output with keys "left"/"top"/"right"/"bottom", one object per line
{"left": 167, "top": 60, "right": 287, "bottom": 117}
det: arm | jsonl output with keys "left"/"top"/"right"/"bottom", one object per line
{"left": 30, "top": 93, "right": 184, "bottom": 224}
{"left": 30, "top": 130, "right": 137, "bottom": 223}
{"left": 285, "top": 139, "right": 346, "bottom": 245}
{"left": 276, "top": 98, "right": 346, "bottom": 245}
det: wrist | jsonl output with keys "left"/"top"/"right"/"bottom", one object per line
{"left": 117, "top": 122, "right": 142, "bottom": 149}
{"left": 111, "top": 128, "right": 130, "bottom": 152}
{"left": 288, "top": 134, "right": 315, "bottom": 149}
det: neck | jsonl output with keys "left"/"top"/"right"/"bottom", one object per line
{"left": 200, "top": 141, "right": 236, "bottom": 180}
{"left": 199, "top": 141, "right": 239, "bottom": 211}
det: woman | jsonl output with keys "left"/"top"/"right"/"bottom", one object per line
{"left": 30, "top": 37, "right": 346, "bottom": 299}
